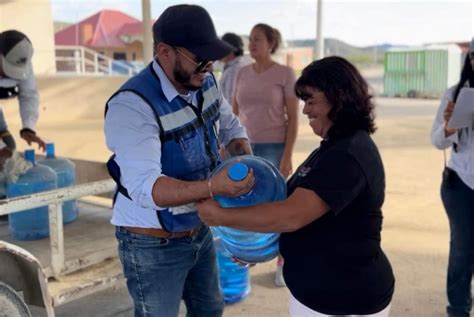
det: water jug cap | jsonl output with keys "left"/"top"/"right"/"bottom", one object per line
{"left": 46, "top": 143, "right": 55, "bottom": 158}
{"left": 24, "top": 149, "right": 35, "bottom": 164}
{"left": 228, "top": 162, "right": 249, "bottom": 181}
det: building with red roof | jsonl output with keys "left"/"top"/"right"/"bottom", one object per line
{"left": 55, "top": 9, "right": 152, "bottom": 62}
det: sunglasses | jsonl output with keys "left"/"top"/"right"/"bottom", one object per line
{"left": 174, "top": 47, "right": 213, "bottom": 73}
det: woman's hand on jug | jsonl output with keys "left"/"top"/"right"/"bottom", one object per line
{"left": 210, "top": 166, "right": 254, "bottom": 197}
{"left": 197, "top": 198, "right": 224, "bottom": 226}
{"left": 230, "top": 256, "right": 256, "bottom": 268}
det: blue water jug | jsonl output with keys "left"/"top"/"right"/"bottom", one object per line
{"left": 215, "top": 238, "right": 250, "bottom": 304}
{"left": 38, "top": 143, "right": 78, "bottom": 224}
{"left": 211, "top": 155, "right": 286, "bottom": 263}
{"left": 7, "top": 150, "right": 57, "bottom": 240}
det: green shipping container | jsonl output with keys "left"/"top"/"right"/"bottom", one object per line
{"left": 384, "top": 45, "right": 462, "bottom": 98}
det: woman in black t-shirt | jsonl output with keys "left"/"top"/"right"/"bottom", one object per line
{"left": 198, "top": 57, "right": 395, "bottom": 316}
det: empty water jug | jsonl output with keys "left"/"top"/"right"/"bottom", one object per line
{"left": 7, "top": 150, "right": 57, "bottom": 240}
{"left": 211, "top": 155, "right": 286, "bottom": 263}
{"left": 215, "top": 237, "right": 250, "bottom": 304}
{"left": 38, "top": 143, "right": 78, "bottom": 224}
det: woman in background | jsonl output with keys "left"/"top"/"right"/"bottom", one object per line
{"left": 431, "top": 41, "right": 474, "bottom": 317}
{"left": 232, "top": 23, "right": 298, "bottom": 286}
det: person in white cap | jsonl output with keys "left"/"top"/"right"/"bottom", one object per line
{"left": 0, "top": 30, "right": 46, "bottom": 156}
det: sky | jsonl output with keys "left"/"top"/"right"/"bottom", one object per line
{"left": 51, "top": 0, "right": 473, "bottom": 47}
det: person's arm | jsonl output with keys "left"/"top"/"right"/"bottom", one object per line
{"left": 17, "top": 68, "right": 45, "bottom": 150}
{"left": 431, "top": 88, "right": 458, "bottom": 149}
{"left": 17, "top": 70, "right": 39, "bottom": 130}
{"left": 231, "top": 69, "right": 241, "bottom": 116}
{"left": 105, "top": 92, "right": 253, "bottom": 209}
{"left": 198, "top": 149, "right": 366, "bottom": 232}
{"left": 279, "top": 68, "right": 299, "bottom": 178}
{"left": 153, "top": 165, "right": 254, "bottom": 207}
{"left": 198, "top": 187, "right": 329, "bottom": 232}
{"left": 219, "top": 69, "right": 232, "bottom": 103}
{"left": 232, "top": 96, "right": 239, "bottom": 116}
{"left": 217, "top": 81, "right": 251, "bottom": 155}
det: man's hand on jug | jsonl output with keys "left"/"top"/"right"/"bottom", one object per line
{"left": 209, "top": 166, "right": 254, "bottom": 197}
{"left": 197, "top": 198, "right": 224, "bottom": 226}
{"left": 20, "top": 129, "right": 46, "bottom": 152}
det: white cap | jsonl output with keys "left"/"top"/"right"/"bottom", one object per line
{"left": 0, "top": 30, "right": 33, "bottom": 80}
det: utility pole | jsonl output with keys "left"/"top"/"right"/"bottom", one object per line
{"left": 314, "top": 0, "right": 324, "bottom": 60}
{"left": 142, "top": 0, "right": 153, "bottom": 63}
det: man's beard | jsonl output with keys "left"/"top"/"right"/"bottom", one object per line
{"left": 173, "top": 59, "right": 201, "bottom": 91}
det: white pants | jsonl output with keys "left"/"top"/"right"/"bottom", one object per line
{"left": 289, "top": 293, "right": 391, "bottom": 317}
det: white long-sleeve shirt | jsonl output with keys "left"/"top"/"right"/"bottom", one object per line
{"left": 0, "top": 66, "right": 39, "bottom": 130}
{"left": 105, "top": 61, "right": 248, "bottom": 228}
{"left": 431, "top": 86, "right": 474, "bottom": 189}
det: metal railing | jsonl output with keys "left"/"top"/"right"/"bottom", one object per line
{"left": 55, "top": 45, "right": 137, "bottom": 76}
{"left": 0, "top": 179, "right": 116, "bottom": 279}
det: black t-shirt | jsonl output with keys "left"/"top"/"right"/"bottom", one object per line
{"left": 279, "top": 130, "right": 395, "bottom": 315}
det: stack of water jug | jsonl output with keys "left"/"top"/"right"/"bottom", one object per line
{"left": 6, "top": 143, "right": 78, "bottom": 240}
{"left": 211, "top": 155, "right": 286, "bottom": 304}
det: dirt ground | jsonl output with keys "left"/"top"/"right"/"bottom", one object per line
{"left": 2, "top": 76, "right": 456, "bottom": 316}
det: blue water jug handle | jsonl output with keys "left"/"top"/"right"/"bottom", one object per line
{"left": 45, "top": 143, "right": 55, "bottom": 158}
{"left": 24, "top": 149, "right": 35, "bottom": 164}
{"left": 228, "top": 162, "right": 249, "bottom": 181}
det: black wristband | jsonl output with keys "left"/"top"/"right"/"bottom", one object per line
{"left": 20, "top": 128, "right": 36, "bottom": 135}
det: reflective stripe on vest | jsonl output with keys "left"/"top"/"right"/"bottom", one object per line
{"left": 105, "top": 63, "right": 221, "bottom": 232}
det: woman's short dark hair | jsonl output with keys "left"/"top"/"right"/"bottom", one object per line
{"left": 294, "top": 56, "right": 376, "bottom": 138}
{"left": 252, "top": 23, "right": 281, "bottom": 54}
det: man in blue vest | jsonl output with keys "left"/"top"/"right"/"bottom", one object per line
{"left": 104, "top": 4, "right": 253, "bottom": 316}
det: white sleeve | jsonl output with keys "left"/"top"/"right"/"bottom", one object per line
{"left": 17, "top": 68, "right": 39, "bottom": 130}
{"left": 104, "top": 91, "right": 166, "bottom": 210}
{"left": 217, "top": 83, "right": 248, "bottom": 146}
{"left": 431, "top": 87, "right": 458, "bottom": 150}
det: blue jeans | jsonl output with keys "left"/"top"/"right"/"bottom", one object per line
{"left": 441, "top": 171, "right": 474, "bottom": 317}
{"left": 116, "top": 225, "right": 224, "bottom": 317}
{"left": 251, "top": 143, "right": 285, "bottom": 170}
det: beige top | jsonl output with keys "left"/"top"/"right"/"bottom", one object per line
{"left": 234, "top": 63, "right": 296, "bottom": 143}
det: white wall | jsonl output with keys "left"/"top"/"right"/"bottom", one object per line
{"left": 427, "top": 44, "right": 462, "bottom": 89}
{"left": 0, "top": 0, "right": 56, "bottom": 74}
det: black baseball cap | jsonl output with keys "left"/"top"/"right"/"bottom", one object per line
{"left": 0, "top": 30, "right": 33, "bottom": 80}
{"left": 153, "top": 4, "right": 234, "bottom": 61}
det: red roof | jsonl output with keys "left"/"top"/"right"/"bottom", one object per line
{"left": 55, "top": 9, "right": 141, "bottom": 48}
{"left": 119, "top": 21, "right": 154, "bottom": 36}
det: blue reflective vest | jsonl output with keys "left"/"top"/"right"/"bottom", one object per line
{"left": 106, "top": 63, "right": 221, "bottom": 232}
